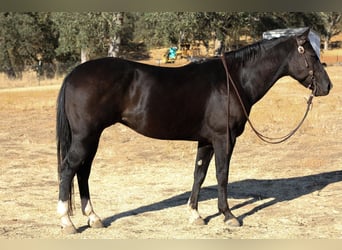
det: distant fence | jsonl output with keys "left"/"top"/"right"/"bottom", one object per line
{"left": 320, "top": 54, "right": 342, "bottom": 65}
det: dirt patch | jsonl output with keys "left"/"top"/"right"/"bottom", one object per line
{"left": 0, "top": 63, "right": 341, "bottom": 238}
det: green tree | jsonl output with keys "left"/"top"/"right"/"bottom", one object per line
{"left": 320, "top": 12, "right": 342, "bottom": 50}
{"left": 197, "top": 12, "right": 249, "bottom": 51}
{"left": 133, "top": 12, "right": 248, "bottom": 53}
{"left": 52, "top": 12, "right": 125, "bottom": 64}
{"left": 1, "top": 12, "right": 340, "bottom": 79}
{"left": 0, "top": 12, "right": 58, "bottom": 78}
{"left": 134, "top": 12, "right": 180, "bottom": 47}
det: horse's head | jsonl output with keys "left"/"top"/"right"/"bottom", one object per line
{"left": 288, "top": 28, "right": 332, "bottom": 96}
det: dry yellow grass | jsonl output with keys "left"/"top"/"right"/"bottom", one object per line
{"left": 0, "top": 70, "right": 64, "bottom": 89}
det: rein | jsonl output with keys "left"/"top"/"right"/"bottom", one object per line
{"left": 221, "top": 46, "right": 315, "bottom": 147}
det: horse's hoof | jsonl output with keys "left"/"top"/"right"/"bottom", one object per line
{"left": 61, "top": 225, "right": 78, "bottom": 234}
{"left": 191, "top": 217, "right": 206, "bottom": 226}
{"left": 224, "top": 217, "right": 241, "bottom": 227}
{"left": 88, "top": 218, "right": 104, "bottom": 228}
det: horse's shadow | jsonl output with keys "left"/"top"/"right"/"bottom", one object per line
{"left": 102, "top": 170, "right": 342, "bottom": 228}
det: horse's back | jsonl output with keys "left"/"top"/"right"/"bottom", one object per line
{"left": 118, "top": 60, "right": 215, "bottom": 140}
{"left": 63, "top": 57, "right": 221, "bottom": 141}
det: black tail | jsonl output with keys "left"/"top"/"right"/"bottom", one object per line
{"left": 56, "top": 78, "right": 74, "bottom": 214}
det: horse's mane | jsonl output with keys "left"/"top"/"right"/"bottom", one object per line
{"left": 225, "top": 36, "right": 290, "bottom": 64}
{"left": 186, "top": 36, "right": 291, "bottom": 67}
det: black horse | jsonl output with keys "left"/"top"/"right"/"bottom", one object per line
{"left": 56, "top": 29, "right": 332, "bottom": 233}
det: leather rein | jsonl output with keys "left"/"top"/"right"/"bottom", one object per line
{"left": 221, "top": 42, "right": 316, "bottom": 150}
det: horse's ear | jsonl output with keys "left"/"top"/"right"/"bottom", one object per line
{"left": 296, "top": 28, "right": 310, "bottom": 46}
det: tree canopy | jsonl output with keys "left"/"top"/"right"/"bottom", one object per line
{"left": 0, "top": 12, "right": 341, "bottom": 79}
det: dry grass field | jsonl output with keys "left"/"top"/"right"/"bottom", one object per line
{"left": 0, "top": 49, "right": 341, "bottom": 238}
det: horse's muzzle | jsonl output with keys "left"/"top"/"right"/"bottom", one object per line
{"left": 314, "top": 80, "right": 333, "bottom": 96}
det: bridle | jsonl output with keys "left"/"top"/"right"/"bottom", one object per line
{"left": 221, "top": 40, "right": 317, "bottom": 150}
{"left": 297, "top": 43, "right": 317, "bottom": 93}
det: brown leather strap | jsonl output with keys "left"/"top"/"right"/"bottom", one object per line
{"left": 221, "top": 53, "right": 314, "bottom": 145}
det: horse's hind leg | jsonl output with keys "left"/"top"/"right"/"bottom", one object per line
{"left": 188, "top": 141, "right": 214, "bottom": 225}
{"left": 58, "top": 132, "right": 102, "bottom": 233}
{"left": 77, "top": 136, "right": 104, "bottom": 229}
{"left": 58, "top": 164, "right": 78, "bottom": 234}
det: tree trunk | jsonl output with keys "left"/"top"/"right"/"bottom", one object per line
{"left": 324, "top": 38, "right": 329, "bottom": 51}
{"left": 4, "top": 47, "right": 16, "bottom": 79}
{"left": 323, "top": 13, "right": 341, "bottom": 51}
{"left": 81, "top": 47, "right": 89, "bottom": 63}
{"left": 108, "top": 12, "right": 123, "bottom": 58}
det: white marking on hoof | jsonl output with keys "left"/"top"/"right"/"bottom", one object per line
{"left": 57, "top": 200, "right": 77, "bottom": 233}
{"left": 57, "top": 200, "right": 69, "bottom": 216}
{"left": 81, "top": 198, "right": 93, "bottom": 216}
{"left": 62, "top": 224, "right": 78, "bottom": 234}
{"left": 88, "top": 217, "right": 104, "bottom": 228}
{"left": 187, "top": 200, "right": 205, "bottom": 225}
{"left": 81, "top": 198, "right": 103, "bottom": 228}
{"left": 224, "top": 217, "right": 241, "bottom": 227}
{"left": 188, "top": 209, "right": 205, "bottom": 225}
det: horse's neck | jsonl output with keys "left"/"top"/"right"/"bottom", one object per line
{"left": 239, "top": 42, "right": 292, "bottom": 105}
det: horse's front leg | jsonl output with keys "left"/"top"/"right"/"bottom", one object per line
{"left": 213, "top": 138, "right": 241, "bottom": 227}
{"left": 188, "top": 141, "right": 214, "bottom": 225}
